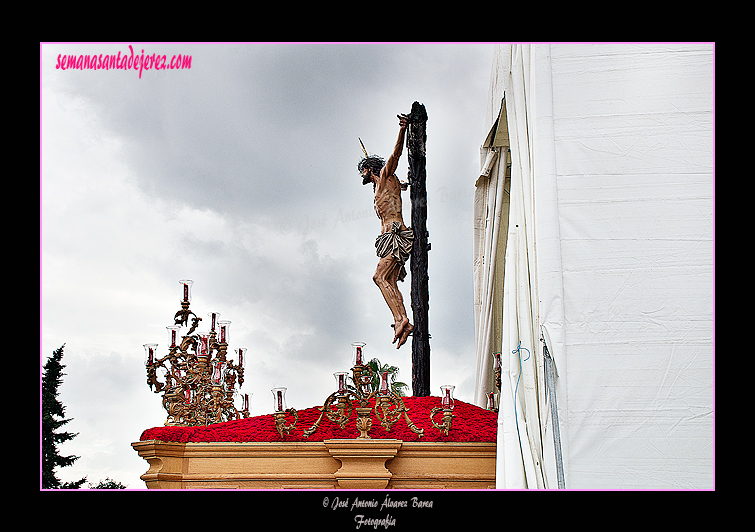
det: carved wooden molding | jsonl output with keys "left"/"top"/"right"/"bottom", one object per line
{"left": 324, "top": 438, "right": 402, "bottom": 489}
{"left": 132, "top": 439, "right": 495, "bottom": 489}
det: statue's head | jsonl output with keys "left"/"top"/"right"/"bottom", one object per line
{"left": 358, "top": 156, "right": 385, "bottom": 185}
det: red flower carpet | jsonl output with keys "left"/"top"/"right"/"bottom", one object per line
{"left": 140, "top": 396, "right": 497, "bottom": 443}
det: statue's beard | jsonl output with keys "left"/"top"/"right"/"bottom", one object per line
{"left": 362, "top": 176, "right": 372, "bottom": 185}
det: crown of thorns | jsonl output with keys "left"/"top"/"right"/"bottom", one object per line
{"left": 357, "top": 138, "right": 384, "bottom": 175}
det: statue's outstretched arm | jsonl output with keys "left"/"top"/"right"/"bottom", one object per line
{"left": 382, "top": 114, "right": 409, "bottom": 180}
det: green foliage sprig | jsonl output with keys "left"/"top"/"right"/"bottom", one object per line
{"left": 349, "top": 358, "right": 409, "bottom": 397}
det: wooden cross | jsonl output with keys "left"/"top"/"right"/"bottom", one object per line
{"left": 407, "top": 101, "right": 430, "bottom": 397}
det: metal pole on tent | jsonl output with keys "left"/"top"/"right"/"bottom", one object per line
{"left": 543, "top": 338, "right": 565, "bottom": 488}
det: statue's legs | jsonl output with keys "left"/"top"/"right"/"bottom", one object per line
{"left": 373, "top": 255, "right": 412, "bottom": 347}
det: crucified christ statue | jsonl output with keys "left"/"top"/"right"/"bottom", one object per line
{"left": 358, "top": 113, "right": 414, "bottom": 348}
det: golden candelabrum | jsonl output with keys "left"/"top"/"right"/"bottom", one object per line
{"left": 272, "top": 342, "right": 457, "bottom": 439}
{"left": 144, "top": 280, "right": 250, "bottom": 427}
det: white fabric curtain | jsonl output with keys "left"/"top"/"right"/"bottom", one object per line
{"left": 474, "top": 43, "right": 714, "bottom": 489}
{"left": 472, "top": 126, "right": 506, "bottom": 409}
{"left": 474, "top": 44, "right": 562, "bottom": 489}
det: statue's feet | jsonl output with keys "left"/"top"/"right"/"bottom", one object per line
{"left": 392, "top": 318, "right": 409, "bottom": 343}
{"left": 392, "top": 319, "right": 413, "bottom": 349}
{"left": 396, "top": 322, "right": 413, "bottom": 348}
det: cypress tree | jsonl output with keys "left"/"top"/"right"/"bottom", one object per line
{"left": 42, "top": 344, "right": 86, "bottom": 489}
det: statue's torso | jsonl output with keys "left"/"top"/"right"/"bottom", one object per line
{"left": 374, "top": 172, "right": 405, "bottom": 234}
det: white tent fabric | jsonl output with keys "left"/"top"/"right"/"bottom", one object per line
{"left": 473, "top": 43, "right": 714, "bottom": 489}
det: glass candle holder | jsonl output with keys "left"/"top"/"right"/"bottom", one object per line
{"left": 211, "top": 360, "right": 226, "bottom": 385}
{"left": 166, "top": 326, "right": 181, "bottom": 348}
{"left": 380, "top": 371, "right": 390, "bottom": 394}
{"left": 334, "top": 372, "right": 349, "bottom": 393}
{"left": 487, "top": 391, "right": 498, "bottom": 411}
{"left": 440, "top": 385, "right": 455, "bottom": 410}
{"left": 218, "top": 320, "right": 231, "bottom": 344}
{"left": 235, "top": 348, "right": 246, "bottom": 368}
{"left": 492, "top": 352, "right": 502, "bottom": 371}
{"left": 198, "top": 332, "right": 210, "bottom": 357}
{"left": 207, "top": 312, "right": 220, "bottom": 332}
{"left": 143, "top": 344, "right": 158, "bottom": 366}
{"left": 351, "top": 342, "right": 366, "bottom": 366}
{"left": 179, "top": 279, "right": 194, "bottom": 303}
{"left": 272, "top": 387, "right": 287, "bottom": 412}
{"left": 242, "top": 393, "right": 250, "bottom": 412}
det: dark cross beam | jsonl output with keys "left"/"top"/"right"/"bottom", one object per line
{"left": 407, "top": 101, "right": 430, "bottom": 397}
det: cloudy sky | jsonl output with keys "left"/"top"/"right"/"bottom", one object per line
{"left": 41, "top": 42, "right": 494, "bottom": 489}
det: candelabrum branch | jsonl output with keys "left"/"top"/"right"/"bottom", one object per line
{"left": 429, "top": 407, "right": 456, "bottom": 436}
{"left": 274, "top": 408, "right": 299, "bottom": 437}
